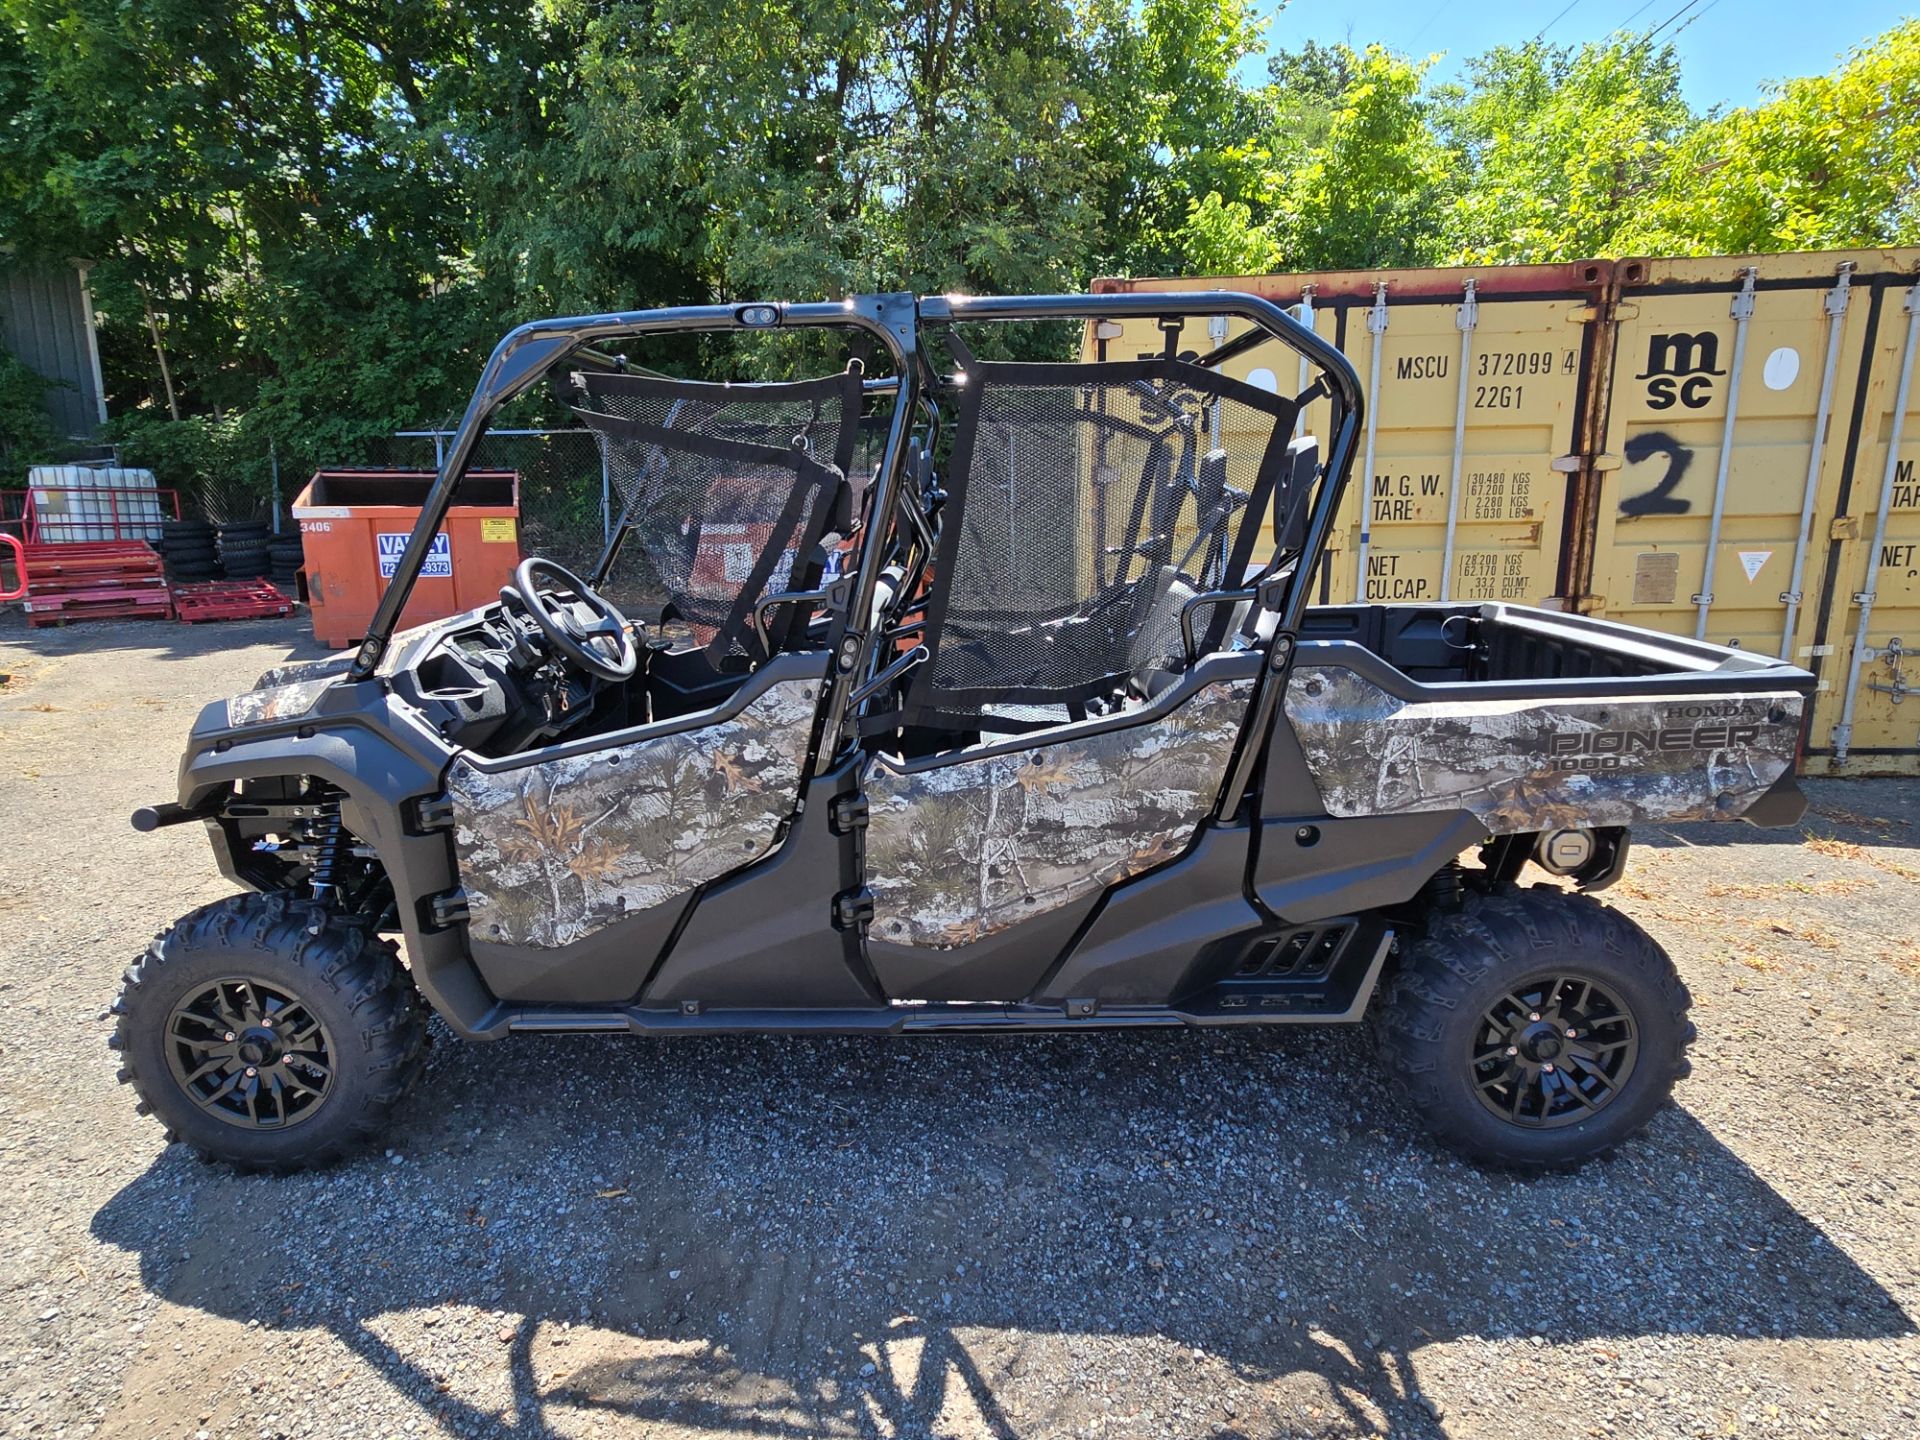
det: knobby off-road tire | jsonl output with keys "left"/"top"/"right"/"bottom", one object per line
{"left": 111, "top": 894, "right": 427, "bottom": 1172}
{"left": 1374, "top": 888, "right": 1694, "bottom": 1171}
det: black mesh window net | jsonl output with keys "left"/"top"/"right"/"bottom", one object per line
{"left": 907, "top": 357, "right": 1301, "bottom": 730}
{"left": 570, "top": 370, "right": 862, "bottom": 663}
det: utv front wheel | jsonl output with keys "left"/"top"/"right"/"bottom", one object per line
{"left": 1374, "top": 889, "right": 1694, "bottom": 1170}
{"left": 111, "top": 894, "right": 426, "bottom": 1172}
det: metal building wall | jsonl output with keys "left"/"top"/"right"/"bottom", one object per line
{"left": 1, "top": 262, "right": 108, "bottom": 440}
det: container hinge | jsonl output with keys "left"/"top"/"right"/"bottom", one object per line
{"left": 413, "top": 793, "right": 456, "bottom": 832}
{"left": 428, "top": 887, "right": 470, "bottom": 928}
{"left": 832, "top": 886, "right": 875, "bottom": 931}
{"left": 1826, "top": 262, "right": 1856, "bottom": 317}
{"left": 1064, "top": 997, "right": 1099, "bottom": 1019}
{"left": 1730, "top": 268, "right": 1758, "bottom": 321}
{"left": 830, "top": 793, "right": 870, "bottom": 834}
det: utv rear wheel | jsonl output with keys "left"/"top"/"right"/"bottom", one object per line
{"left": 111, "top": 894, "right": 426, "bottom": 1172}
{"left": 1374, "top": 889, "right": 1693, "bottom": 1171}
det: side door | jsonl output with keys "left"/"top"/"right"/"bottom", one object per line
{"left": 859, "top": 353, "right": 1302, "bottom": 1000}
{"left": 443, "top": 371, "right": 863, "bottom": 1002}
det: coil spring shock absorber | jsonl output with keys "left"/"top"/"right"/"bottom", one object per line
{"left": 306, "top": 785, "right": 347, "bottom": 905}
{"left": 1421, "top": 860, "right": 1465, "bottom": 911}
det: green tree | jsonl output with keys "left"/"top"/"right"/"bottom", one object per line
{"left": 1269, "top": 45, "right": 1449, "bottom": 270}
{"left": 1435, "top": 37, "right": 1693, "bottom": 263}
{"left": 1081, "top": 0, "right": 1273, "bottom": 277}
{"left": 1625, "top": 20, "right": 1920, "bottom": 254}
{"left": 0, "top": 352, "right": 69, "bottom": 472}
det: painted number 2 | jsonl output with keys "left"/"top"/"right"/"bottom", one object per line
{"left": 1619, "top": 431, "right": 1695, "bottom": 517}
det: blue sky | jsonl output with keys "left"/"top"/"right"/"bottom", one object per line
{"left": 1250, "top": 1, "right": 1913, "bottom": 110}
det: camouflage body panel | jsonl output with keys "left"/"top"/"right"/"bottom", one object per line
{"left": 865, "top": 681, "right": 1253, "bottom": 949}
{"left": 224, "top": 678, "right": 336, "bottom": 729}
{"left": 1283, "top": 664, "right": 1804, "bottom": 831}
{"left": 445, "top": 678, "right": 819, "bottom": 950}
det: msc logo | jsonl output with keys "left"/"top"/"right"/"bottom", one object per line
{"left": 1637, "top": 331, "right": 1724, "bottom": 411}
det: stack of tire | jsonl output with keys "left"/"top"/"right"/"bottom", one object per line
{"left": 267, "top": 533, "right": 305, "bottom": 591}
{"left": 156, "top": 519, "right": 219, "bottom": 583}
{"left": 216, "top": 520, "right": 273, "bottom": 581}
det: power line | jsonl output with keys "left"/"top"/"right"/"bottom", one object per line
{"left": 1615, "top": 0, "right": 1663, "bottom": 30}
{"left": 1537, "top": 0, "right": 1585, "bottom": 40}
{"left": 1407, "top": 0, "right": 1455, "bottom": 46}
{"left": 1645, "top": 0, "right": 1703, "bottom": 44}
{"left": 1671, "top": 0, "right": 1725, "bottom": 35}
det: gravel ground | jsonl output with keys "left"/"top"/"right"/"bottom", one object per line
{"left": 1, "top": 611, "right": 1917, "bottom": 1440}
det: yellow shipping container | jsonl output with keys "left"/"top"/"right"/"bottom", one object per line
{"left": 1091, "top": 265, "right": 1606, "bottom": 610}
{"left": 1807, "top": 266, "right": 1920, "bottom": 773}
{"left": 1093, "top": 247, "right": 1920, "bottom": 774}
{"left": 1584, "top": 253, "right": 1873, "bottom": 658}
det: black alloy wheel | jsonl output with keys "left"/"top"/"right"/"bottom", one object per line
{"left": 1374, "top": 889, "right": 1692, "bottom": 1169}
{"left": 1468, "top": 973, "right": 1639, "bottom": 1128}
{"left": 164, "top": 977, "right": 337, "bottom": 1129}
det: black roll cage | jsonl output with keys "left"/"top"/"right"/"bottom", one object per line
{"left": 349, "top": 290, "right": 1364, "bottom": 802}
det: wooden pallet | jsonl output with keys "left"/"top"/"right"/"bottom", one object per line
{"left": 24, "top": 584, "right": 174, "bottom": 626}
{"left": 22, "top": 541, "right": 172, "bottom": 627}
{"left": 171, "top": 578, "right": 297, "bottom": 623}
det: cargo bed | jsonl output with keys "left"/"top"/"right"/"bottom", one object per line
{"left": 1282, "top": 602, "right": 1814, "bottom": 831}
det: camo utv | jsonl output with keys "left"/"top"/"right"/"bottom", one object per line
{"left": 114, "top": 292, "right": 1814, "bottom": 1172}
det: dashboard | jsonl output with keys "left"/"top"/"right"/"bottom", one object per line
{"left": 388, "top": 603, "right": 616, "bottom": 756}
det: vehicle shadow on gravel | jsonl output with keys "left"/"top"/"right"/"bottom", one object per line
{"left": 93, "top": 1027, "right": 1913, "bottom": 1438}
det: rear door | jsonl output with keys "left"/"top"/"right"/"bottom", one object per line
{"left": 860, "top": 351, "right": 1300, "bottom": 996}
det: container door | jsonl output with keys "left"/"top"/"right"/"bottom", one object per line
{"left": 1807, "top": 273, "right": 1920, "bottom": 774}
{"left": 1586, "top": 255, "right": 1878, "bottom": 667}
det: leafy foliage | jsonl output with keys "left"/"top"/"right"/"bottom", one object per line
{"left": 1625, "top": 21, "right": 1920, "bottom": 254}
{"left": 0, "top": 351, "right": 69, "bottom": 477}
{"left": 0, "top": 3, "right": 1915, "bottom": 506}
{"left": 1436, "top": 38, "right": 1693, "bottom": 263}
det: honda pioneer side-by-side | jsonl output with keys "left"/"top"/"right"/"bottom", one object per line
{"left": 112, "top": 292, "right": 1813, "bottom": 1172}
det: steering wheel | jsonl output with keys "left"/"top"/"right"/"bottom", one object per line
{"left": 505, "top": 557, "right": 638, "bottom": 682}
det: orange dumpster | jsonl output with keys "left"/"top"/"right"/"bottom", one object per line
{"left": 291, "top": 469, "right": 523, "bottom": 649}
